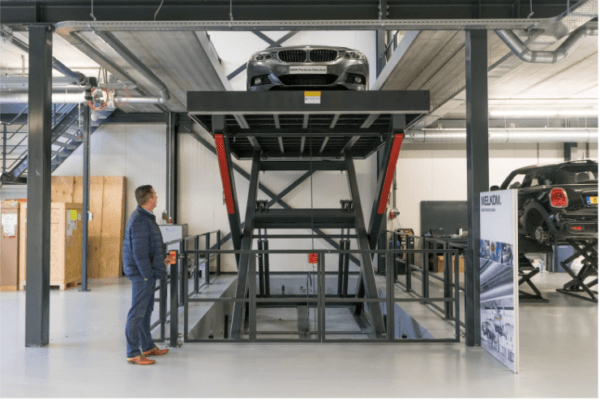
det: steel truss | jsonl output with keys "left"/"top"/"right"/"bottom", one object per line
{"left": 188, "top": 90, "right": 428, "bottom": 339}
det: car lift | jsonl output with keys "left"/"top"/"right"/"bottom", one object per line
{"left": 556, "top": 239, "right": 598, "bottom": 303}
{"left": 187, "top": 91, "right": 430, "bottom": 339}
{"left": 517, "top": 254, "right": 548, "bottom": 303}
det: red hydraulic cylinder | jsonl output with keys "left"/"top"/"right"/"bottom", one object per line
{"left": 214, "top": 134, "right": 235, "bottom": 214}
{"left": 377, "top": 133, "right": 404, "bottom": 214}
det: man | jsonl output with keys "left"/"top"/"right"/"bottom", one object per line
{"left": 123, "top": 185, "right": 171, "bottom": 365}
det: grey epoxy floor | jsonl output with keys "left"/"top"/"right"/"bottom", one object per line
{"left": 0, "top": 272, "right": 597, "bottom": 398}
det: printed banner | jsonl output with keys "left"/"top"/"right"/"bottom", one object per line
{"left": 479, "top": 190, "right": 519, "bottom": 373}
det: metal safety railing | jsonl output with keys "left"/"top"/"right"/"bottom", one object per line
{"left": 389, "top": 231, "right": 467, "bottom": 327}
{"left": 154, "top": 243, "right": 463, "bottom": 345}
{"left": 152, "top": 230, "right": 221, "bottom": 342}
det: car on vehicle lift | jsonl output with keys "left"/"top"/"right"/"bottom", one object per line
{"left": 247, "top": 45, "right": 369, "bottom": 91}
{"left": 492, "top": 160, "right": 598, "bottom": 247}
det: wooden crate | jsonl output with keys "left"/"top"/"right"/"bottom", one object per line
{"left": 19, "top": 202, "right": 83, "bottom": 290}
{"left": 436, "top": 255, "right": 465, "bottom": 273}
{"left": 51, "top": 176, "right": 127, "bottom": 279}
{"left": 1, "top": 201, "right": 21, "bottom": 291}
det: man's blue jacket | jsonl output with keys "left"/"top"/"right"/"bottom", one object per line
{"left": 123, "top": 206, "right": 165, "bottom": 282}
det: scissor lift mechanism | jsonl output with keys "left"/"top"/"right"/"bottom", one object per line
{"left": 187, "top": 91, "right": 430, "bottom": 338}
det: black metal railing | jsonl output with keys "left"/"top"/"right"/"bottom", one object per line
{"left": 154, "top": 239, "right": 463, "bottom": 345}
{"left": 152, "top": 229, "right": 222, "bottom": 342}
{"left": 388, "top": 230, "right": 467, "bottom": 327}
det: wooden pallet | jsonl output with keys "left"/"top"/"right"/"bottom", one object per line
{"left": 0, "top": 285, "right": 18, "bottom": 292}
{"left": 19, "top": 280, "right": 79, "bottom": 291}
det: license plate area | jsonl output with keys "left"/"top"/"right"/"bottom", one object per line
{"left": 289, "top": 66, "right": 327, "bottom": 74}
{"left": 586, "top": 196, "right": 598, "bottom": 205}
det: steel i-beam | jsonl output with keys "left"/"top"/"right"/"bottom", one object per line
{"left": 230, "top": 151, "right": 262, "bottom": 339}
{"left": 25, "top": 24, "right": 53, "bottom": 347}
{"left": 465, "top": 30, "right": 489, "bottom": 347}
{"left": 345, "top": 151, "right": 386, "bottom": 338}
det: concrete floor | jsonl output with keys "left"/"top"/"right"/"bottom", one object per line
{"left": 0, "top": 272, "right": 597, "bottom": 398}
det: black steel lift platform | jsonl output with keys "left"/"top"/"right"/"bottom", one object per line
{"left": 187, "top": 90, "right": 430, "bottom": 339}
{"left": 556, "top": 239, "right": 598, "bottom": 303}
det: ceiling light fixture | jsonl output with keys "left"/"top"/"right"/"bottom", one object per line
{"left": 490, "top": 109, "right": 598, "bottom": 117}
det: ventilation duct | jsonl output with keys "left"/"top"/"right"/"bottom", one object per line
{"left": 405, "top": 128, "right": 598, "bottom": 143}
{"left": 495, "top": 24, "right": 598, "bottom": 64}
{"left": 0, "top": 92, "right": 164, "bottom": 104}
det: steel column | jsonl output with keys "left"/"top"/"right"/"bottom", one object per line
{"left": 465, "top": 29, "right": 489, "bottom": 347}
{"left": 80, "top": 104, "right": 91, "bottom": 292}
{"left": 230, "top": 151, "right": 262, "bottom": 339}
{"left": 25, "top": 24, "right": 53, "bottom": 347}
{"left": 205, "top": 235, "right": 211, "bottom": 285}
{"left": 169, "top": 255, "right": 179, "bottom": 347}
{"left": 166, "top": 112, "right": 178, "bottom": 223}
{"left": 344, "top": 151, "right": 386, "bottom": 337}
{"left": 216, "top": 230, "right": 221, "bottom": 275}
{"left": 2, "top": 123, "right": 6, "bottom": 173}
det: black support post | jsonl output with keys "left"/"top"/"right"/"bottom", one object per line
{"left": 464, "top": 30, "right": 489, "bottom": 347}
{"left": 345, "top": 151, "right": 386, "bottom": 338}
{"left": 80, "top": 104, "right": 91, "bottom": 292}
{"left": 2, "top": 123, "right": 6, "bottom": 174}
{"left": 169, "top": 253, "right": 179, "bottom": 347}
{"left": 230, "top": 151, "right": 261, "bottom": 339}
{"left": 25, "top": 24, "right": 53, "bottom": 347}
{"left": 166, "top": 112, "right": 178, "bottom": 223}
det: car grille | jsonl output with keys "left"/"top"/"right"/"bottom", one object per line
{"left": 278, "top": 50, "right": 307, "bottom": 62}
{"left": 309, "top": 49, "right": 338, "bottom": 62}
{"left": 279, "top": 74, "right": 338, "bottom": 86}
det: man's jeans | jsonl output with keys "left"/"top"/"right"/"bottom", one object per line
{"left": 126, "top": 278, "right": 156, "bottom": 358}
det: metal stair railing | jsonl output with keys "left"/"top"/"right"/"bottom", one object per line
{"left": 2, "top": 104, "right": 113, "bottom": 183}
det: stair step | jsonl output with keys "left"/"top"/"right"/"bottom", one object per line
{"left": 54, "top": 141, "right": 77, "bottom": 150}
{"left": 51, "top": 150, "right": 70, "bottom": 158}
{"left": 60, "top": 133, "right": 82, "bottom": 142}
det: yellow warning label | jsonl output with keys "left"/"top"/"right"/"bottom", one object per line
{"left": 304, "top": 91, "right": 321, "bottom": 104}
{"left": 69, "top": 210, "right": 78, "bottom": 220}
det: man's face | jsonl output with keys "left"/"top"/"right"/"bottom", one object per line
{"left": 151, "top": 189, "right": 157, "bottom": 208}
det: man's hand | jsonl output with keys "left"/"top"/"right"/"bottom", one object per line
{"left": 164, "top": 255, "right": 173, "bottom": 266}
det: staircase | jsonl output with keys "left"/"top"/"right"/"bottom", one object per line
{"left": 1, "top": 104, "right": 113, "bottom": 186}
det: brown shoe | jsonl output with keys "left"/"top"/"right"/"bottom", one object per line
{"left": 127, "top": 355, "right": 156, "bottom": 365}
{"left": 143, "top": 346, "right": 169, "bottom": 356}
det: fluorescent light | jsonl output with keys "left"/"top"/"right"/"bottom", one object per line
{"left": 490, "top": 109, "right": 598, "bottom": 117}
{"left": 490, "top": 109, "right": 558, "bottom": 117}
{"left": 558, "top": 109, "right": 598, "bottom": 117}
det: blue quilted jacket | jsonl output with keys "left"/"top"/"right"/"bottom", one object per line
{"left": 123, "top": 206, "right": 165, "bottom": 282}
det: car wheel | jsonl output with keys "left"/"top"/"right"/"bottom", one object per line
{"left": 534, "top": 226, "right": 550, "bottom": 244}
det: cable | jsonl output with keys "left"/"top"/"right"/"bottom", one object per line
{"left": 90, "top": 0, "right": 97, "bottom": 21}
{"left": 154, "top": 0, "right": 165, "bottom": 21}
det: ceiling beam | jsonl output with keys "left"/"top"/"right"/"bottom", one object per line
{"left": 1, "top": 1, "right": 573, "bottom": 25}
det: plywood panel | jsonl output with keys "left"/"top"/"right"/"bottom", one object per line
{"left": 18, "top": 204, "right": 27, "bottom": 290}
{"left": 88, "top": 177, "right": 105, "bottom": 278}
{"left": 98, "top": 177, "right": 126, "bottom": 278}
{"left": 1, "top": 201, "right": 20, "bottom": 289}
{"left": 19, "top": 202, "right": 82, "bottom": 290}
{"left": 51, "top": 176, "right": 75, "bottom": 202}
{"left": 63, "top": 204, "right": 83, "bottom": 285}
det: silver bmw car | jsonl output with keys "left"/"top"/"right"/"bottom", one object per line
{"left": 246, "top": 45, "right": 369, "bottom": 91}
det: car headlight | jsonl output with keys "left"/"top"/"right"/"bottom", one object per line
{"left": 343, "top": 51, "right": 365, "bottom": 60}
{"left": 250, "top": 52, "right": 274, "bottom": 61}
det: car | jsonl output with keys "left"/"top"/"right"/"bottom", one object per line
{"left": 246, "top": 45, "right": 369, "bottom": 91}
{"left": 492, "top": 160, "right": 598, "bottom": 246}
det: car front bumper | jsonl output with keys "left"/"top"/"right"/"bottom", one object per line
{"left": 247, "top": 58, "right": 369, "bottom": 91}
